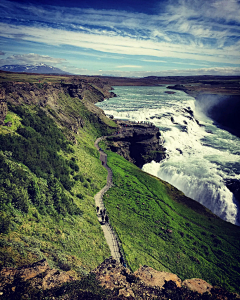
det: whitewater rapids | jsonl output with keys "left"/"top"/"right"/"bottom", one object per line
{"left": 96, "top": 86, "right": 240, "bottom": 225}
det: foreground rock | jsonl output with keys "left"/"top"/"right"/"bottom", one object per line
{"left": 182, "top": 278, "right": 213, "bottom": 294}
{"left": 0, "top": 259, "right": 74, "bottom": 295}
{"left": 0, "top": 258, "right": 239, "bottom": 299}
{"left": 92, "top": 258, "right": 239, "bottom": 299}
{"left": 106, "top": 120, "right": 166, "bottom": 168}
{"left": 134, "top": 265, "right": 182, "bottom": 288}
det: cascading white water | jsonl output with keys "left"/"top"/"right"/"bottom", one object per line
{"left": 96, "top": 86, "right": 240, "bottom": 225}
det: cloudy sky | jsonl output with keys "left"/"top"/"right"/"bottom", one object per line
{"left": 0, "top": 0, "right": 240, "bottom": 76}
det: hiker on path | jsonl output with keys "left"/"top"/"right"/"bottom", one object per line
{"left": 105, "top": 215, "right": 109, "bottom": 223}
{"left": 96, "top": 206, "right": 99, "bottom": 213}
{"left": 120, "top": 256, "right": 124, "bottom": 265}
{"left": 101, "top": 215, "right": 105, "bottom": 223}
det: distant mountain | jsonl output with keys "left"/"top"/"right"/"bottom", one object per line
{"left": 0, "top": 63, "right": 70, "bottom": 74}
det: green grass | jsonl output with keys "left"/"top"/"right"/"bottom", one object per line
{"left": 1, "top": 71, "right": 239, "bottom": 296}
{"left": 0, "top": 120, "right": 111, "bottom": 275}
{"left": 101, "top": 147, "right": 240, "bottom": 293}
{"left": 0, "top": 77, "right": 116, "bottom": 276}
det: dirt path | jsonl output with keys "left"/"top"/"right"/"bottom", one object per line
{"left": 94, "top": 137, "right": 122, "bottom": 262}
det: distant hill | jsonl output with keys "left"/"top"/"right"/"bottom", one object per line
{"left": 0, "top": 63, "right": 71, "bottom": 74}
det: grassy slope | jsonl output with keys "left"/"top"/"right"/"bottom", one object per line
{"left": 1, "top": 72, "right": 240, "bottom": 295}
{"left": 100, "top": 147, "right": 240, "bottom": 293}
{"left": 0, "top": 74, "right": 117, "bottom": 277}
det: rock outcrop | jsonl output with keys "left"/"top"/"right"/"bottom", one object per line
{"left": 106, "top": 120, "right": 166, "bottom": 168}
{"left": 1, "top": 258, "right": 238, "bottom": 299}
{"left": 134, "top": 265, "right": 182, "bottom": 288}
{"left": 92, "top": 258, "right": 215, "bottom": 299}
{"left": 0, "top": 79, "right": 116, "bottom": 137}
{"left": 182, "top": 278, "right": 213, "bottom": 294}
{"left": 0, "top": 259, "right": 74, "bottom": 295}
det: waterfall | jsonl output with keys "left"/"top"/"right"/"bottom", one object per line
{"left": 96, "top": 86, "right": 240, "bottom": 226}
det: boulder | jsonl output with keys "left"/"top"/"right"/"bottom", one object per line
{"left": 0, "top": 259, "right": 74, "bottom": 292}
{"left": 182, "top": 278, "right": 212, "bottom": 294}
{"left": 92, "top": 257, "right": 133, "bottom": 291}
{"left": 134, "top": 265, "right": 182, "bottom": 288}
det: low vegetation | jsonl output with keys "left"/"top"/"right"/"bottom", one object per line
{"left": 0, "top": 73, "right": 117, "bottom": 276}
{"left": 100, "top": 144, "right": 240, "bottom": 294}
{"left": 0, "top": 72, "right": 239, "bottom": 297}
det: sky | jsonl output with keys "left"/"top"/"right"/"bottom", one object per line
{"left": 0, "top": 0, "right": 240, "bottom": 77}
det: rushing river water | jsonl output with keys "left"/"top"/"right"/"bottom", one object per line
{"left": 96, "top": 86, "right": 240, "bottom": 226}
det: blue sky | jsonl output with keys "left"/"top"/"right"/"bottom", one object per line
{"left": 0, "top": 0, "right": 240, "bottom": 76}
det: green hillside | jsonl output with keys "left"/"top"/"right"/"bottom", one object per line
{"left": 0, "top": 72, "right": 239, "bottom": 296}
{"left": 100, "top": 143, "right": 240, "bottom": 293}
{"left": 0, "top": 74, "right": 117, "bottom": 277}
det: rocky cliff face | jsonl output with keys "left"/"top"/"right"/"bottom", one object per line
{"left": 106, "top": 120, "right": 166, "bottom": 168}
{"left": 0, "top": 79, "right": 114, "bottom": 107}
{"left": 0, "top": 79, "right": 116, "bottom": 138}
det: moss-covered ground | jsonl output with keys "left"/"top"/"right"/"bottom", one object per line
{"left": 100, "top": 145, "right": 240, "bottom": 294}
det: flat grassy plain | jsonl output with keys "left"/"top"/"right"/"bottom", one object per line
{"left": 100, "top": 145, "right": 240, "bottom": 293}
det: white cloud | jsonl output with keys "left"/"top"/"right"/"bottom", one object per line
{"left": 1, "top": 0, "right": 239, "bottom": 45}
{"left": 116, "top": 65, "right": 142, "bottom": 68}
{"left": 0, "top": 0, "right": 239, "bottom": 74}
{"left": 98, "top": 67, "right": 240, "bottom": 77}
{"left": 141, "top": 59, "right": 167, "bottom": 63}
{"left": 167, "top": 0, "right": 240, "bottom": 24}
{"left": 0, "top": 53, "right": 66, "bottom": 66}
{"left": 1, "top": 23, "right": 239, "bottom": 65}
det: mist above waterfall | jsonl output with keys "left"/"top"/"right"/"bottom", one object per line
{"left": 195, "top": 94, "right": 240, "bottom": 138}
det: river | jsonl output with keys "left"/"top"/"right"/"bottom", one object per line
{"left": 96, "top": 86, "right": 240, "bottom": 226}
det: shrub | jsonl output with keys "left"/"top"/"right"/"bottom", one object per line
{"left": 1, "top": 104, "right": 73, "bottom": 190}
{"left": 0, "top": 215, "right": 11, "bottom": 234}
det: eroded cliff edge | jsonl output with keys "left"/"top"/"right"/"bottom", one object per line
{"left": 105, "top": 120, "right": 166, "bottom": 168}
{"left": 0, "top": 79, "right": 117, "bottom": 138}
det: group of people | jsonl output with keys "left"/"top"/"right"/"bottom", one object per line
{"left": 96, "top": 206, "right": 126, "bottom": 267}
{"left": 96, "top": 206, "right": 109, "bottom": 224}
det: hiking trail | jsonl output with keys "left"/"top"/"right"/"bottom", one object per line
{"left": 94, "top": 137, "right": 122, "bottom": 263}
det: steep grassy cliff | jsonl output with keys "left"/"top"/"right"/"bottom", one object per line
{"left": 100, "top": 147, "right": 240, "bottom": 293}
{"left": 0, "top": 73, "right": 117, "bottom": 277}
{"left": 0, "top": 72, "right": 239, "bottom": 296}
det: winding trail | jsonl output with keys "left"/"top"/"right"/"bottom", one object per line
{"left": 94, "top": 137, "right": 121, "bottom": 262}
